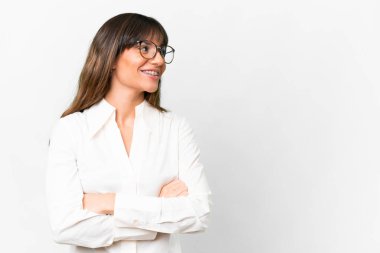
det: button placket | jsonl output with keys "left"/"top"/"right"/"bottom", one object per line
{"left": 130, "top": 117, "right": 150, "bottom": 195}
{"left": 108, "top": 119, "right": 136, "bottom": 191}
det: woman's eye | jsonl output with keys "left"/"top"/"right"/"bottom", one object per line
{"left": 141, "top": 46, "right": 150, "bottom": 53}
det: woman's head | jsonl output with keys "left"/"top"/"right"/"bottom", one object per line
{"left": 62, "top": 13, "right": 170, "bottom": 117}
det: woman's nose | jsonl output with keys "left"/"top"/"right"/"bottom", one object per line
{"left": 150, "top": 51, "right": 165, "bottom": 65}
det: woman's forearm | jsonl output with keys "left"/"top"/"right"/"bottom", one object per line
{"left": 83, "top": 179, "right": 188, "bottom": 215}
{"left": 83, "top": 193, "right": 115, "bottom": 214}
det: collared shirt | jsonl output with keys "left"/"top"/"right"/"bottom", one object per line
{"left": 46, "top": 98, "right": 211, "bottom": 253}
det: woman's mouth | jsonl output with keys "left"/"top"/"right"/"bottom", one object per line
{"left": 141, "top": 70, "right": 160, "bottom": 77}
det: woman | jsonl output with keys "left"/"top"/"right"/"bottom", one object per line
{"left": 46, "top": 13, "right": 211, "bottom": 253}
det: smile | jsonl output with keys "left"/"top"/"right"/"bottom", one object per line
{"left": 141, "top": 70, "right": 160, "bottom": 76}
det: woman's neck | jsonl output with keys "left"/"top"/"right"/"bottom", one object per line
{"left": 104, "top": 87, "right": 144, "bottom": 127}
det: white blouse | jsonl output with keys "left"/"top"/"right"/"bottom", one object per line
{"left": 46, "top": 98, "right": 211, "bottom": 253}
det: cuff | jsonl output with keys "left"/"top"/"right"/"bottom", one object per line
{"left": 113, "top": 225, "right": 157, "bottom": 241}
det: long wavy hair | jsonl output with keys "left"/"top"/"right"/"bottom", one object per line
{"left": 61, "top": 13, "right": 168, "bottom": 117}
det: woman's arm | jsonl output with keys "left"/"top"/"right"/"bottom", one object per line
{"left": 82, "top": 193, "right": 116, "bottom": 214}
{"left": 46, "top": 117, "right": 157, "bottom": 248}
{"left": 83, "top": 179, "right": 189, "bottom": 214}
{"left": 85, "top": 117, "right": 212, "bottom": 234}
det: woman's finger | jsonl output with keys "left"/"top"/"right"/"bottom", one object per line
{"left": 159, "top": 179, "right": 188, "bottom": 197}
{"left": 160, "top": 186, "right": 187, "bottom": 197}
{"left": 177, "top": 189, "right": 188, "bottom": 197}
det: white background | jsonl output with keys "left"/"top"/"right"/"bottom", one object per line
{"left": 0, "top": 0, "right": 380, "bottom": 252}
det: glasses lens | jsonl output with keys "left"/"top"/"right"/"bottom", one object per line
{"left": 164, "top": 46, "right": 174, "bottom": 64}
{"left": 139, "top": 41, "right": 156, "bottom": 59}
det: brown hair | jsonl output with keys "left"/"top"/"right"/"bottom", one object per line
{"left": 61, "top": 13, "right": 168, "bottom": 117}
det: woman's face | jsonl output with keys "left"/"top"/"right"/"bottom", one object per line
{"left": 111, "top": 38, "right": 166, "bottom": 94}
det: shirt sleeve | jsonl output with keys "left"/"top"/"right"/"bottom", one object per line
{"left": 46, "top": 117, "right": 157, "bottom": 248}
{"left": 113, "top": 117, "right": 212, "bottom": 234}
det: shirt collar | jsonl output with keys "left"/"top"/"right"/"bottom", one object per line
{"left": 85, "top": 98, "right": 153, "bottom": 138}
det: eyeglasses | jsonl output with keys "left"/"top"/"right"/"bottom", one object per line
{"left": 136, "top": 40, "right": 175, "bottom": 64}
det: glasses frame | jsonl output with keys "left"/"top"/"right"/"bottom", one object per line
{"left": 136, "top": 40, "right": 175, "bottom": 64}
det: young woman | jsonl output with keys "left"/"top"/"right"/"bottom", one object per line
{"left": 46, "top": 13, "right": 211, "bottom": 253}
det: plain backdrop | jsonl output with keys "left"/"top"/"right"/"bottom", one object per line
{"left": 0, "top": 0, "right": 380, "bottom": 252}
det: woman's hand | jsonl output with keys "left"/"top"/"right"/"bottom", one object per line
{"left": 82, "top": 193, "right": 115, "bottom": 215}
{"left": 159, "top": 179, "right": 188, "bottom": 198}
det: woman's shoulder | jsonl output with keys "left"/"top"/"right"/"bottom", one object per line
{"left": 159, "top": 108, "right": 186, "bottom": 123}
{"left": 57, "top": 111, "right": 86, "bottom": 128}
{"left": 161, "top": 110, "right": 182, "bottom": 121}
{"left": 144, "top": 102, "right": 185, "bottom": 128}
{"left": 160, "top": 110, "right": 193, "bottom": 132}
{"left": 50, "top": 112, "right": 86, "bottom": 139}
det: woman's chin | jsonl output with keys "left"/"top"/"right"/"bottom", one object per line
{"left": 144, "top": 84, "right": 159, "bottom": 93}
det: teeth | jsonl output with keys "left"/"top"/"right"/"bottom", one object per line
{"left": 142, "top": 70, "right": 159, "bottom": 76}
